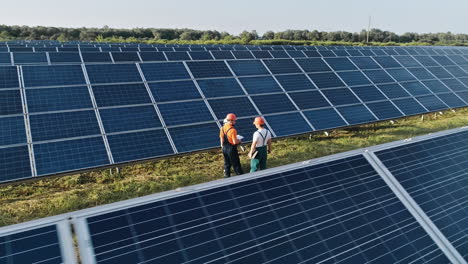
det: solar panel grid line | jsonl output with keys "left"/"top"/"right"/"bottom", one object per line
{"left": 345, "top": 57, "right": 407, "bottom": 118}
{"left": 135, "top": 63, "right": 179, "bottom": 154}
{"left": 45, "top": 51, "right": 52, "bottom": 65}
{"left": 259, "top": 59, "right": 316, "bottom": 131}
{"left": 363, "top": 151, "right": 467, "bottom": 264}
{"left": 320, "top": 58, "right": 381, "bottom": 122}
{"left": 222, "top": 59, "right": 277, "bottom": 137}
{"left": 18, "top": 66, "right": 36, "bottom": 177}
{"left": 80, "top": 64, "right": 115, "bottom": 164}
{"left": 291, "top": 57, "right": 351, "bottom": 126}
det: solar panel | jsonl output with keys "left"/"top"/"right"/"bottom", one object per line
{"left": 0, "top": 221, "right": 75, "bottom": 264}
{"left": 75, "top": 153, "right": 453, "bottom": 264}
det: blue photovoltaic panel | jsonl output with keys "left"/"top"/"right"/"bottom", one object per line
{"left": 139, "top": 52, "right": 167, "bottom": 62}
{"left": 140, "top": 62, "right": 190, "bottom": 81}
{"left": 0, "top": 90, "right": 23, "bottom": 115}
{"left": 265, "top": 112, "right": 312, "bottom": 136}
{"left": 0, "top": 225, "right": 63, "bottom": 263}
{"left": 0, "top": 116, "right": 26, "bottom": 146}
{"left": 239, "top": 76, "right": 282, "bottom": 94}
{"left": 158, "top": 101, "right": 214, "bottom": 126}
{"left": 29, "top": 110, "right": 101, "bottom": 141}
{"left": 111, "top": 52, "right": 141, "bottom": 62}
{"left": 337, "top": 71, "right": 372, "bottom": 86}
{"left": 392, "top": 98, "right": 427, "bottom": 115}
{"left": 262, "top": 59, "right": 302, "bottom": 74}
{"left": 366, "top": 101, "right": 403, "bottom": 119}
{"left": 413, "top": 56, "right": 439, "bottom": 67}
{"left": 373, "top": 56, "right": 401, "bottom": 68}
{"left": 48, "top": 52, "right": 82, "bottom": 64}
{"left": 26, "top": 86, "right": 93, "bottom": 112}
{"left": 308, "top": 72, "right": 346, "bottom": 89}
{"left": 350, "top": 85, "right": 387, "bottom": 102}
{"left": 188, "top": 51, "right": 213, "bottom": 60}
{"left": 232, "top": 50, "right": 255, "bottom": 59}
{"left": 407, "top": 68, "right": 435, "bottom": 80}
{"left": 83, "top": 154, "right": 449, "bottom": 264}
{"left": 0, "top": 66, "right": 20, "bottom": 89}
{"left": 321, "top": 88, "right": 360, "bottom": 105}
{"left": 437, "top": 93, "right": 466, "bottom": 108}
{"left": 81, "top": 52, "right": 112, "bottom": 63}
{"left": 251, "top": 94, "right": 296, "bottom": 114}
{"left": 289, "top": 90, "right": 330, "bottom": 109}
{"left": 338, "top": 104, "right": 377, "bottom": 124}
{"left": 92, "top": 83, "right": 152, "bottom": 107}
{"left": 270, "top": 50, "right": 289, "bottom": 58}
{"left": 165, "top": 52, "right": 191, "bottom": 61}
{"left": 208, "top": 97, "right": 258, "bottom": 120}
{"left": 386, "top": 68, "right": 417, "bottom": 82}
{"left": 286, "top": 50, "right": 306, "bottom": 58}
{"left": 349, "top": 57, "right": 381, "bottom": 70}
{"left": 169, "top": 122, "right": 220, "bottom": 152}
{"left": 22, "top": 65, "right": 86, "bottom": 88}
{"left": 444, "top": 66, "right": 468, "bottom": 78}
{"left": 324, "top": 57, "right": 357, "bottom": 71}
{"left": 362, "top": 69, "right": 395, "bottom": 84}
{"left": 0, "top": 53, "right": 11, "bottom": 64}
{"left": 421, "top": 80, "right": 451, "bottom": 93}
{"left": 393, "top": 56, "right": 421, "bottom": 67}
{"left": 376, "top": 130, "right": 468, "bottom": 261}
{"left": 13, "top": 52, "right": 47, "bottom": 64}
{"left": 431, "top": 55, "right": 455, "bottom": 66}
{"left": 149, "top": 80, "right": 201, "bottom": 102}
{"left": 34, "top": 136, "right": 109, "bottom": 176}
{"left": 0, "top": 146, "right": 31, "bottom": 182}
{"left": 295, "top": 58, "right": 332, "bottom": 73}
{"left": 275, "top": 74, "right": 316, "bottom": 91}
{"left": 100, "top": 106, "right": 162, "bottom": 133}
{"left": 186, "top": 61, "right": 233, "bottom": 79}
{"left": 228, "top": 118, "right": 257, "bottom": 142}
{"left": 227, "top": 60, "right": 270, "bottom": 76}
{"left": 108, "top": 129, "right": 174, "bottom": 163}
{"left": 441, "top": 79, "right": 468, "bottom": 91}
{"left": 251, "top": 50, "right": 272, "bottom": 59}
{"left": 415, "top": 95, "right": 447, "bottom": 111}
{"left": 197, "top": 78, "right": 244, "bottom": 98}
{"left": 400, "top": 81, "right": 432, "bottom": 96}
{"left": 303, "top": 50, "right": 321, "bottom": 57}
{"left": 85, "top": 64, "right": 142, "bottom": 84}
{"left": 426, "top": 67, "right": 453, "bottom": 79}
{"left": 377, "top": 83, "right": 410, "bottom": 99}
{"left": 211, "top": 51, "right": 235, "bottom": 60}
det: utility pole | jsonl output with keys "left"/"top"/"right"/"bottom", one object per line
{"left": 366, "top": 16, "right": 371, "bottom": 43}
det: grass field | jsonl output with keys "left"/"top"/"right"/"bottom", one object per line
{"left": 1, "top": 109, "right": 468, "bottom": 227}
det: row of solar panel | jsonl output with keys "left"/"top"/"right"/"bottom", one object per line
{"left": 2, "top": 49, "right": 468, "bottom": 66}
{"left": 2, "top": 54, "right": 468, "bottom": 181}
{"left": 2, "top": 45, "right": 468, "bottom": 54}
{"left": 3, "top": 128, "right": 468, "bottom": 263}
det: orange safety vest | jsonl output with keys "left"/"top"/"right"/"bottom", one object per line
{"left": 219, "top": 124, "right": 238, "bottom": 145}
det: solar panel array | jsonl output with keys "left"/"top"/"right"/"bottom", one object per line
{"left": 69, "top": 127, "right": 468, "bottom": 264}
{"left": 4, "top": 127, "right": 468, "bottom": 263}
{"left": 2, "top": 44, "right": 468, "bottom": 183}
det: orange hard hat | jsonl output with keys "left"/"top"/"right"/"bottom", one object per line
{"left": 225, "top": 113, "right": 237, "bottom": 121}
{"left": 253, "top": 117, "right": 265, "bottom": 125}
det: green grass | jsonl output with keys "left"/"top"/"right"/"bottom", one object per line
{"left": 1, "top": 109, "right": 468, "bottom": 226}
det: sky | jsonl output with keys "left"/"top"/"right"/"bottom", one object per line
{"left": 2, "top": 0, "right": 467, "bottom": 35}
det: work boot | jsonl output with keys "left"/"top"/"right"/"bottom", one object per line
{"left": 223, "top": 169, "right": 230, "bottom": 178}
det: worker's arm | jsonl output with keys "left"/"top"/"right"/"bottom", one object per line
{"left": 248, "top": 140, "right": 258, "bottom": 159}
{"left": 231, "top": 129, "right": 241, "bottom": 145}
{"left": 267, "top": 138, "right": 272, "bottom": 154}
{"left": 219, "top": 129, "right": 224, "bottom": 147}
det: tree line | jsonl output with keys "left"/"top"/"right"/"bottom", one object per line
{"left": 1, "top": 25, "right": 467, "bottom": 46}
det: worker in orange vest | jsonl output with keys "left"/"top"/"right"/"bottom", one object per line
{"left": 219, "top": 113, "right": 244, "bottom": 178}
{"left": 248, "top": 117, "right": 272, "bottom": 172}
